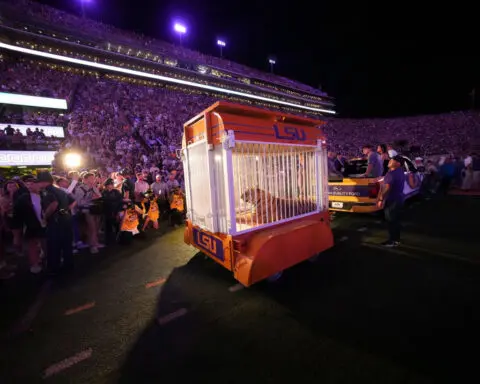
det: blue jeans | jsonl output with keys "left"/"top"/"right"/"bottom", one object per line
{"left": 384, "top": 201, "right": 403, "bottom": 242}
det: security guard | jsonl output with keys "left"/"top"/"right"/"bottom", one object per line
{"left": 37, "top": 171, "right": 75, "bottom": 275}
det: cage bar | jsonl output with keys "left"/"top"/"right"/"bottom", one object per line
{"left": 232, "top": 142, "right": 318, "bottom": 233}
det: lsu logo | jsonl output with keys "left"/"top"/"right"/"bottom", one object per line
{"left": 193, "top": 228, "right": 224, "bottom": 261}
{"left": 273, "top": 124, "right": 306, "bottom": 141}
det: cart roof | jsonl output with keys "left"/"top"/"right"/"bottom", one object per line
{"left": 184, "top": 101, "right": 326, "bottom": 128}
{"left": 183, "top": 101, "right": 327, "bottom": 146}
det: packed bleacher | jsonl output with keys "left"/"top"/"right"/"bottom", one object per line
{"left": 1, "top": 0, "right": 329, "bottom": 100}
{"left": 1, "top": 1, "right": 480, "bottom": 280}
{"left": 324, "top": 111, "right": 480, "bottom": 158}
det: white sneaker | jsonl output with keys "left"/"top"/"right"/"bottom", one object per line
{"left": 73, "top": 248, "right": 79, "bottom": 254}
{"left": 90, "top": 247, "right": 99, "bottom": 254}
{"left": 96, "top": 243, "right": 106, "bottom": 249}
{"left": 30, "top": 265, "right": 42, "bottom": 274}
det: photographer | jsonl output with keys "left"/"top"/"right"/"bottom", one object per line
{"left": 74, "top": 172, "right": 102, "bottom": 254}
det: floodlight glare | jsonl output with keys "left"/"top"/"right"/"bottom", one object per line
{"left": 174, "top": 23, "right": 187, "bottom": 34}
{"left": 64, "top": 153, "right": 82, "bottom": 169}
{"left": 217, "top": 40, "right": 226, "bottom": 47}
{"left": 269, "top": 59, "right": 276, "bottom": 65}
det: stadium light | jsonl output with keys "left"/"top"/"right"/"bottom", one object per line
{"left": 217, "top": 39, "right": 226, "bottom": 58}
{"left": 63, "top": 152, "right": 82, "bottom": 169}
{"left": 0, "top": 42, "right": 336, "bottom": 114}
{"left": 268, "top": 58, "right": 276, "bottom": 73}
{"left": 173, "top": 23, "right": 187, "bottom": 45}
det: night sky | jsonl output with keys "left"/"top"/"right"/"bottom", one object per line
{"left": 35, "top": 0, "right": 479, "bottom": 118}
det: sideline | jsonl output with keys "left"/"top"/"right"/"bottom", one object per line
{"left": 43, "top": 348, "right": 93, "bottom": 379}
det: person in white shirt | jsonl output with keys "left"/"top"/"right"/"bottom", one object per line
{"left": 74, "top": 173, "right": 102, "bottom": 254}
{"left": 462, "top": 155, "right": 473, "bottom": 191}
{"left": 134, "top": 172, "right": 150, "bottom": 200}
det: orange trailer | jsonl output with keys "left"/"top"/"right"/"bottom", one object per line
{"left": 181, "top": 102, "right": 334, "bottom": 286}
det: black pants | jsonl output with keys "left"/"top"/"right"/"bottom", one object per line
{"left": 438, "top": 176, "right": 452, "bottom": 195}
{"left": 46, "top": 216, "right": 73, "bottom": 273}
{"left": 104, "top": 214, "right": 119, "bottom": 245}
{"left": 384, "top": 201, "right": 402, "bottom": 242}
{"left": 169, "top": 209, "right": 184, "bottom": 226}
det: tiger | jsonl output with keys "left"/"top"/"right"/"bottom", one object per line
{"left": 237, "top": 187, "right": 317, "bottom": 226}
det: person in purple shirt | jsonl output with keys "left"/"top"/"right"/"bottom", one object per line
{"left": 377, "top": 155, "right": 406, "bottom": 247}
{"left": 362, "top": 145, "right": 383, "bottom": 178}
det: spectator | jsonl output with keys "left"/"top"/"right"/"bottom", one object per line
{"left": 37, "top": 171, "right": 75, "bottom": 275}
{"left": 102, "top": 178, "right": 123, "bottom": 244}
{"left": 377, "top": 155, "right": 406, "bottom": 247}
{"left": 134, "top": 172, "right": 149, "bottom": 200}
{"left": 362, "top": 145, "right": 383, "bottom": 178}
{"left": 13, "top": 175, "right": 45, "bottom": 274}
{"left": 74, "top": 172, "right": 102, "bottom": 254}
{"left": 377, "top": 144, "right": 390, "bottom": 176}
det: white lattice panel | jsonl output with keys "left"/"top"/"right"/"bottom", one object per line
{"left": 184, "top": 141, "right": 214, "bottom": 231}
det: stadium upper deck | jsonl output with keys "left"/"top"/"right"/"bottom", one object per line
{"left": 0, "top": 0, "right": 335, "bottom": 115}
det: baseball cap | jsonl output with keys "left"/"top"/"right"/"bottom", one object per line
{"left": 392, "top": 155, "right": 405, "bottom": 165}
{"left": 104, "top": 178, "right": 114, "bottom": 186}
{"left": 36, "top": 171, "right": 54, "bottom": 183}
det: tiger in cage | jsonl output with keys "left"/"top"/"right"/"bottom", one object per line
{"left": 237, "top": 187, "right": 316, "bottom": 226}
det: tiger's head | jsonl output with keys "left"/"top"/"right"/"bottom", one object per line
{"left": 240, "top": 187, "right": 271, "bottom": 206}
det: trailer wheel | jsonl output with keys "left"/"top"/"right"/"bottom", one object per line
{"left": 267, "top": 270, "right": 283, "bottom": 283}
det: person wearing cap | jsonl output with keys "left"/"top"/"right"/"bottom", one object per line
{"left": 102, "top": 178, "right": 123, "bottom": 244}
{"left": 377, "top": 155, "right": 406, "bottom": 247}
{"left": 37, "top": 171, "right": 75, "bottom": 275}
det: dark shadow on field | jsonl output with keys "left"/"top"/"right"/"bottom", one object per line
{"left": 0, "top": 222, "right": 171, "bottom": 336}
{"left": 118, "top": 196, "right": 480, "bottom": 383}
{"left": 267, "top": 246, "right": 480, "bottom": 383}
{"left": 117, "top": 252, "right": 246, "bottom": 383}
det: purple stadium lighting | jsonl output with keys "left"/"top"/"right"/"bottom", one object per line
{"left": 78, "top": 0, "right": 91, "bottom": 19}
{"left": 217, "top": 39, "right": 226, "bottom": 57}
{"left": 173, "top": 23, "right": 187, "bottom": 45}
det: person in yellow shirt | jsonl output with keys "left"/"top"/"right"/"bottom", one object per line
{"left": 141, "top": 191, "right": 160, "bottom": 231}
{"left": 118, "top": 201, "right": 143, "bottom": 244}
{"left": 168, "top": 187, "right": 185, "bottom": 227}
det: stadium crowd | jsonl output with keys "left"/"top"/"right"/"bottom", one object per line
{"left": 3, "top": 0, "right": 327, "bottom": 98}
{"left": 1, "top": 1, "right": 480, "bottom": 280}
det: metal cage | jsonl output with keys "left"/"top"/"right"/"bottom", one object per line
{"left": 182, "top": 130, "right": 329, "bottom": 236}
